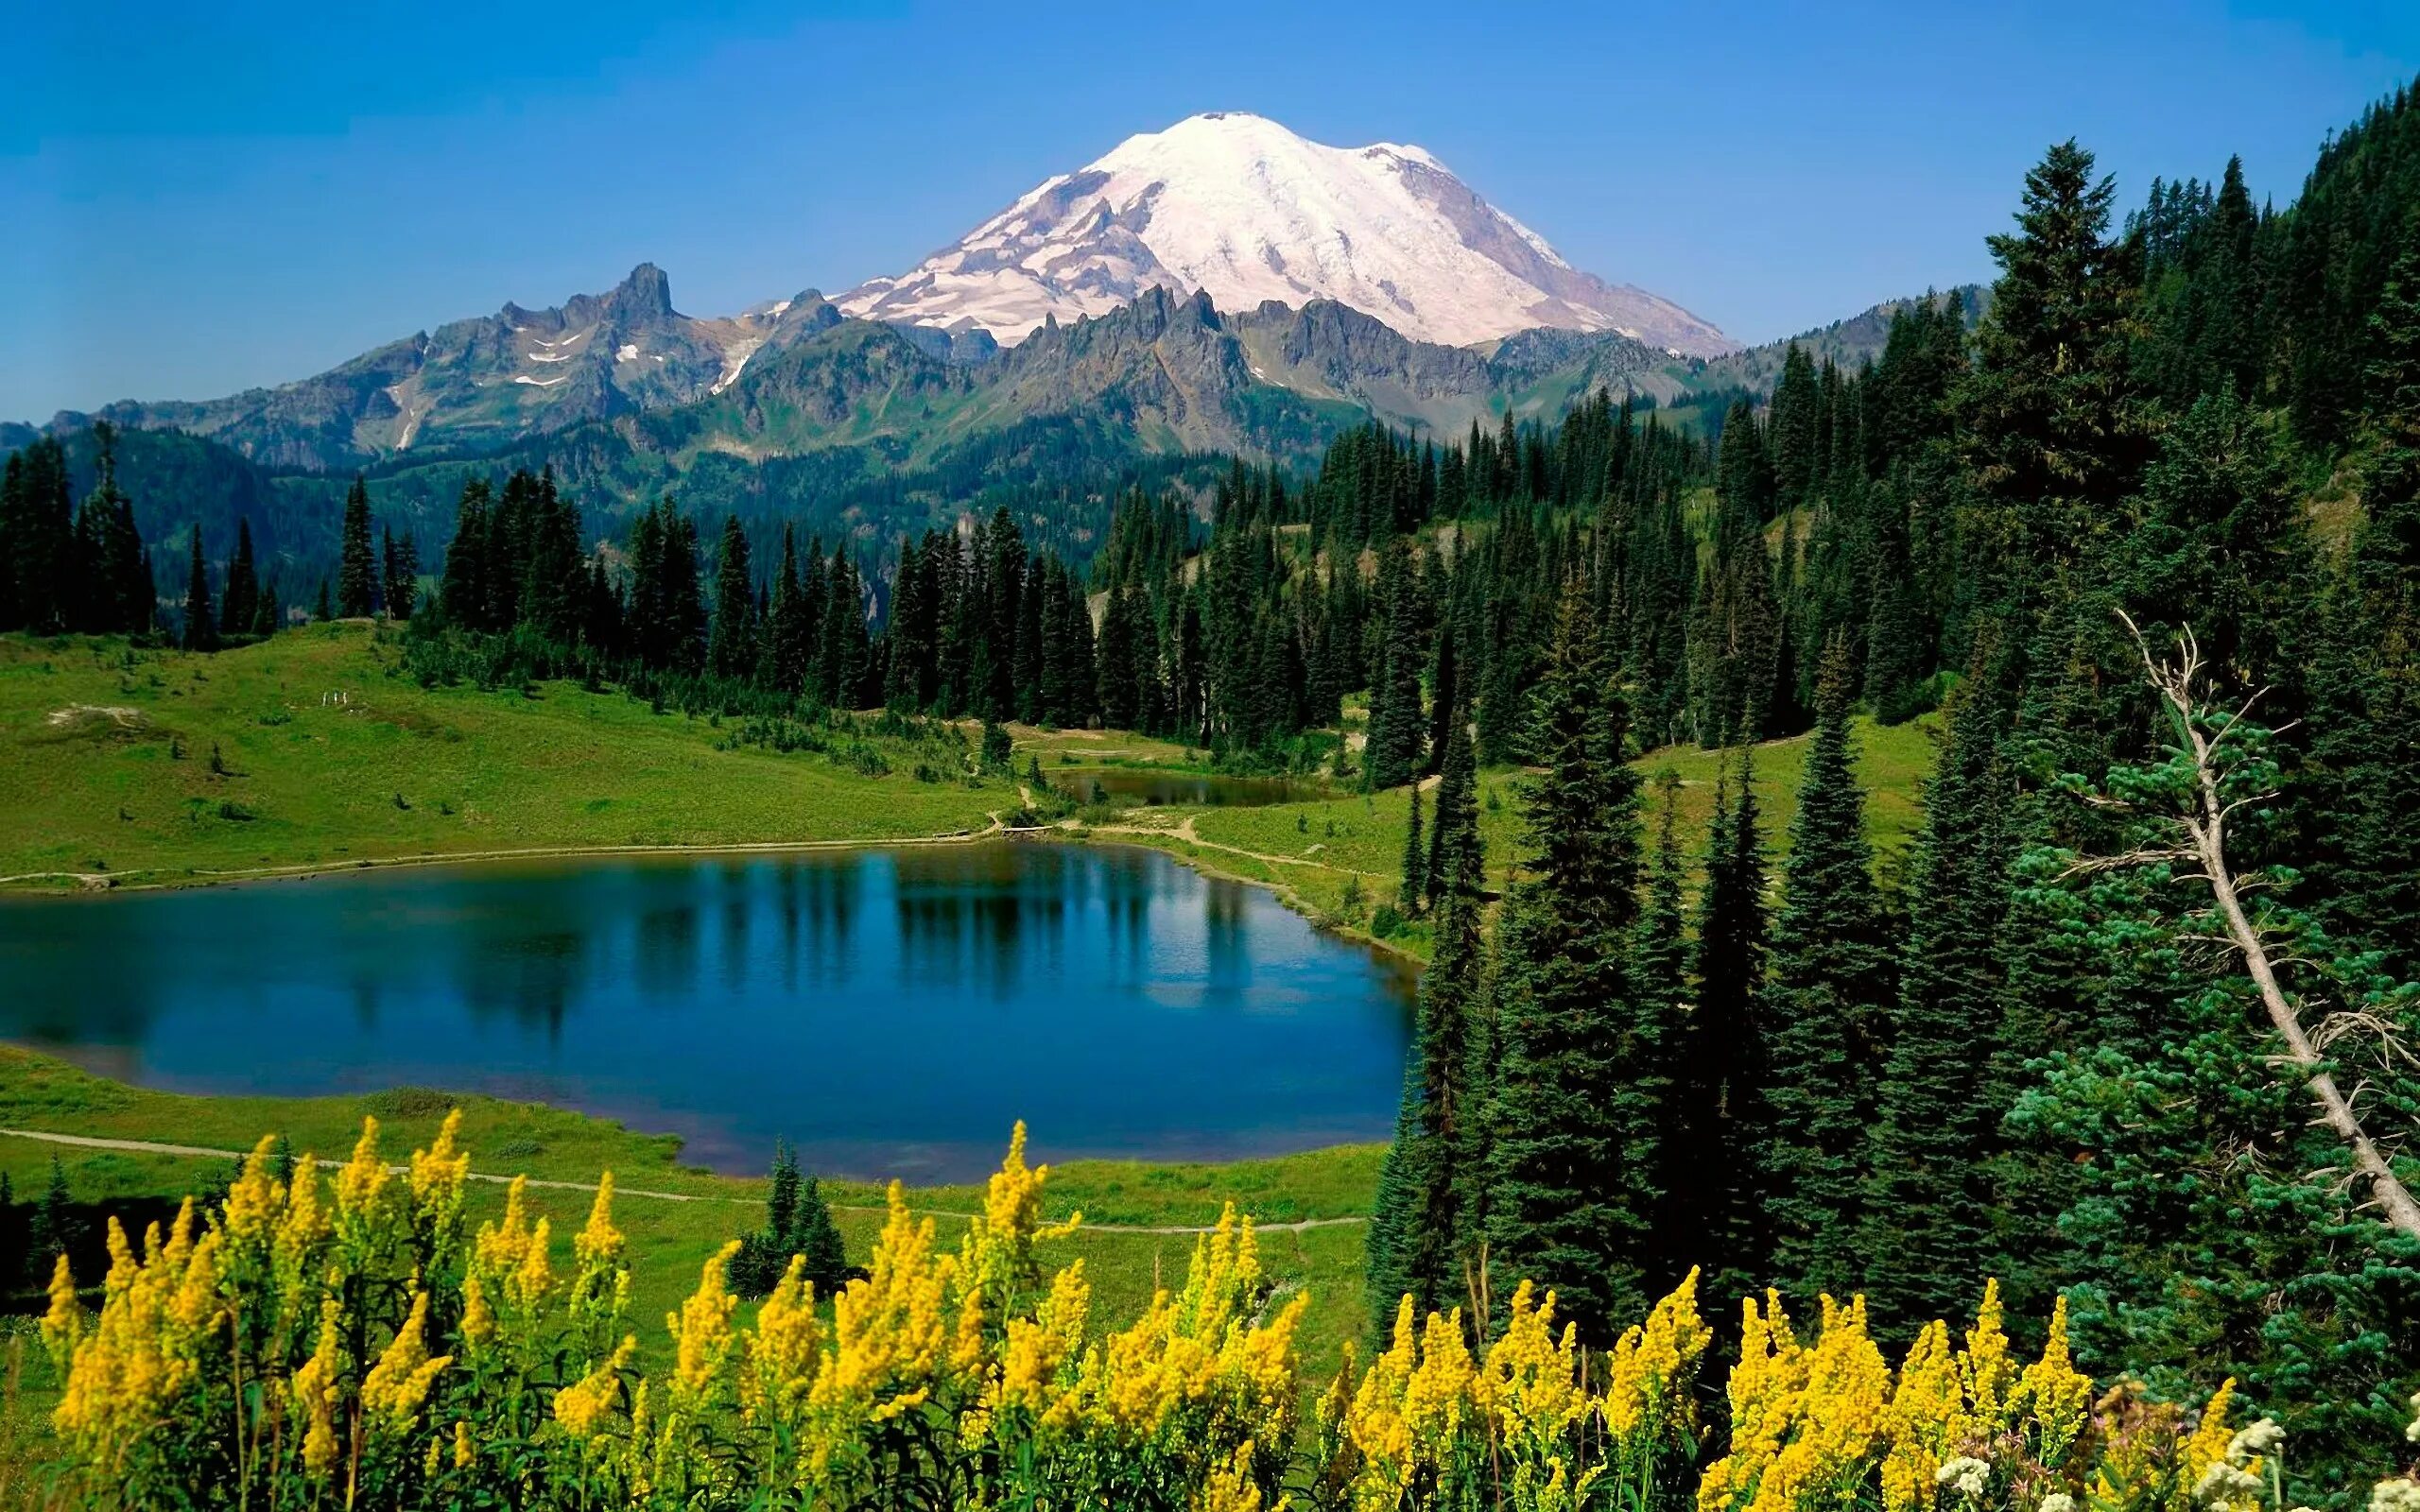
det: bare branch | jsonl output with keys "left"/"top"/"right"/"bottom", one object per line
{"left": 2109, "top": 612, "right": 2420, "bottom": 1242}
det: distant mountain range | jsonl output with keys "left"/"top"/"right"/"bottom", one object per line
{"left": 28, "top": 113, "right": 1762, "bottom": 473}
{"left": 7, "top": 112, "right": 1981, "bottom": 597}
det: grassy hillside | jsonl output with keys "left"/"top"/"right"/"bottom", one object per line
{"left": 1088, "top": 713, "right": 1936, "bottom": 958}
{"left": 0, "top": 626, "right": 1008, "bottom": 887}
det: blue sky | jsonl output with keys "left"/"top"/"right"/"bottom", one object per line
{"left": 6, "top": 0, "right": 2416, "bottom": 422}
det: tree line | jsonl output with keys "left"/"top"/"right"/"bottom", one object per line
{"left": 1365, "top": 117, "right": 2420, "bottom": 1501}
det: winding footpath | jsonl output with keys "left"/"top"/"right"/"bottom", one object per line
{"left": 0, "top": 1126, "right": 1364, "bottom": 1236}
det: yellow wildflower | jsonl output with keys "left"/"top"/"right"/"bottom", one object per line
{"left": 669, "top": 1240, "right": 742, "bottom": 1402}
{"left": 291, "top": 1301, "right": 343, "bottom": 1479}
{"left": 995, "top": 1260, "right": 1089, "bottom": 1418}
{"left": 2177, "top": 1382, "right": 2239, "bottom": 1512}
{"left": 453, "top": 1418, "right": 475, "bottom": 1470}
{"left": 1880, "top": 1320, "right": 1962, "bottom": 1512}
{"left": 406, "top": 1109, "right": 471, "bottom": 1262}
{"left": 1603, "top": 1267, "right": 1711, "bottom": 1448}
{"left": 742, "top": 1256, "right": 825, "bottom": 1424}
{"left": 2010, "top": 1294, "right": 2094, "bottom": 1466}
{"left": 575, "top": 1172, "right": 626, "bottom": 1272}
{"left": 1198, "top": 1437, "right": 1270, "bottom": 1512}
{"left": 557, "top": 1335, "right": 637, "bottom": 1439}
{"left": 360, "top": 1291, "right": 451, "bottom": 1435}
{"left": 1958, "top": 1280, "right": 2014, "bottom": 1432}
{"left": 40, "top": 1252, "right": 80, "bottom": 1374}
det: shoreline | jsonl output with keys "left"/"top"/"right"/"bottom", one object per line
{"left": 0, "top": 803, "right": 1426, "bottom": 967}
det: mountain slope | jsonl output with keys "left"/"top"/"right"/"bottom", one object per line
{"left": 838, "top": 112, "right": 1735, "bottom": 356}
{"left": 58, "top": 266, "right": 811, "bottom": 472}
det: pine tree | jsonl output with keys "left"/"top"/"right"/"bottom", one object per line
{"left": 337, "top": 475, "right": 378, "bottom": 618}
{"left": 1368, "top": 760, "right": 1492, "bottom": 1328}
{"left": 382, "top": 525, "right": 420, "bottom": 621}
{"left": 1397, "top": 783, "right": 1426, "bottom": 916}
{"left": 791, "top": 1173, "right": 849, "bottom": 1291}
{"left": 182, "top": 529, "right": 216, "bottom": 652}
{"left": 1761, "top": 642, "right": 1896, "bottom": 1298}
{"left": 1480, "top": 588, "right": 1661, "bottom": 1340}
{"left": 708, "top": 515, "right": 758, "bottom": 680}
{"left": 1861, "top": 675, "right": 2015, "bottom": 1327}
{"left": 26, "top": 1156, "right": 74, "bottom": 1280}
{"left": 1424, "top": 718, "right": 1481, "bottom": 913}
{"left": 1364, "top": 542, "right": 1427, "bottom": 788}
{"left": 1957, "top": 140, "right": 2144, "bottom": 630}
{"left": 768, "top": 1139, "right": 802, "bottom": 1246}
{"left": 314, "top": 577, "right": 331, "bottom": 623}
{"left": 1633, "top": 771, "right": 1689, "bottom": 1085}
{"left": 1672, "top": 753, "right": 1769, "bottom": 1292}
{"left": 219, "top": 518, "right": 259, "bottom": 638}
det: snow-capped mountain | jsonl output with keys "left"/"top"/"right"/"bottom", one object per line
{"left": 838, "top": 112, "right": 1736, "bottom": 356}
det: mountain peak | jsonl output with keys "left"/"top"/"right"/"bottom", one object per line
{"left": 838, "top": 113, "right": 1733, "bottom": 355}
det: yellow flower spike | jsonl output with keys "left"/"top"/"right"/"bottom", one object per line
{"left": 1604, "top": 1268, "right": 1711, "bottom": 1450}
{"left": 670, "top": 1240, "right": 743, "bottom": 1400}
{"left": 290, "top": 1301, "right": 343, "bottom": 1479}
{"left": 513, "top": 1215, "right": 554, "bottom": 1311}
{"left": 99, "top": 1216, "right": 137, "bottom": 1299}
{"left": 576, "top": 1171, "right": 625, "bottom": 1270}
{"left": 40, "top": 1253, "right": 80, "bottom": 1373}
{"left": 406, "top": 1109, "right": 471, "bottom": 1251}
{"left": 743, "top": 1256, "right": 824, "bottom": 1423}
{"left": 361, "top": 1292, "right": 452, "bottom": 1435}
{"left": 2011, "top": 1294, "right": 2094, "bottom": 1467}
{"left": 1957, "top": 1279, "right": 2014, "bottom": 1430}
{"left": 1197, "top": 1437, "right": 1268, "bottom": 1512}
{"left": 817, "top": 1183, "right": 953, "bottom": 1430}
{"left": 1880, "top": 1320, "right": 1961, "bottom": 1512}
{"left": 556, "top": 1335, "right": 637, "bottom": 1439}
{"left": 2178, "top": 1380, "right": 2238, "bottom": 1511}
{"left": 453, "top": 1418, "right": 475, "bottom": 1469}
{"left": 335, "top": 1115, "right": 390, "bottom": 1237}
{"left": 460, "top": 1273, "right": 496, "bottom": 1350}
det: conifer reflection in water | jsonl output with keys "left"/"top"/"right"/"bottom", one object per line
{"left": 0, "top": 841, "right": 1415, "bottom": 1179}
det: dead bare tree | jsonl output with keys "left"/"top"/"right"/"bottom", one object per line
{"left": 2106, "top": 610, "right": 2420, "bottom": 1240}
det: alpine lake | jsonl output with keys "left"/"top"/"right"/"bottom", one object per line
{"left": 0, "top": 778, "right": 1415, "bottom": 1182}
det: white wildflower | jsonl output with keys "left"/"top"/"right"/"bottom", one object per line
{"left": 2406, "top": 1388, "right": 2420, "bottom": 1444}
{"left": 1936, "top": 1457, "right": 1992, "bottom": 1498}
{"left": 2197, "top": 1462, "right": 2262, "bottom": 1510}
{"left": 2228, "top": 1417, "right": 2284, "bottom": 1463}
{"left": 2371, "top": 1481, "right": 2420, "bottom": 1512}
{"left": 2039, "top": 1494, "right": 2077, "bottom": 1512}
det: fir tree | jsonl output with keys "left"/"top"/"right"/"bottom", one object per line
{"left": 1368, "top": 762, "right": 1492, "bottom": 1328}
{"left": 1761, "top": 642, "right": 1896, "bottom": 1298}
{"left": 1424, "top": 718, "right": 1481, "bottom": 914}
{"left": 219, "top": 518, "right": 260, "bottom": 638}
{"left": 182, "top": 529, "right": 216, "bottom": 652}
{"left": 1397, "top": 783, "right": 1426, "bottom": 916}
{"left": 1862, "top": 676, "right": 2014, "bottom": 1327}
{"left": 337, "top": 475, "right": 378, "bottom": 618}
{"left": 382, "top": 525, "right": 420, "bottom": 621}
{"left": 1672, "top": 754, "right": 1769, "bottom": 1293}
{"left": 1480, "top": 588, "right": 1660, "bottom": 1340}
{"left": 708, "top": 515, "right": 758, "bottom": 680}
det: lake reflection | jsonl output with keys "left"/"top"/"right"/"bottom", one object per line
{"left": 0, "top": 843, "right": 1416, "bottom": 1181}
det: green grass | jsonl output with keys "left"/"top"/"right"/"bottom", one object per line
{"left": 0, "top": 627, "right": 1010, "bottom": 887}
{"left": 1163, "top": 715, "right": 1938, "bottom": 959}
